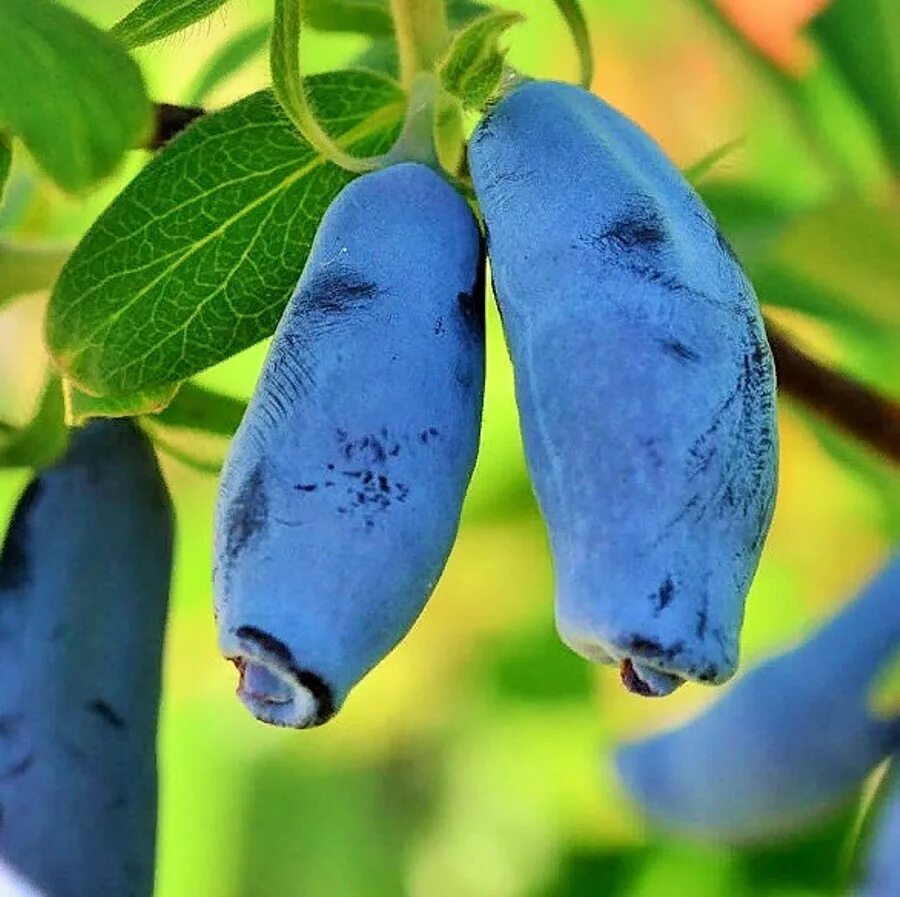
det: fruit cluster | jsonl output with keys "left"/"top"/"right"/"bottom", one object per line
{"left": 213, "top": 79, "right": 779, "bottom": 727}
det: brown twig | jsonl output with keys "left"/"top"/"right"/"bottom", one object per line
{"left": 765, "top": 317, "right": 900, "bottom": 464}
{"left": 146, "top": 103, "right": 205, "bottom": 150}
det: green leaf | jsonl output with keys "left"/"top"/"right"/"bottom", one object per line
{"left": 0, "top": 134, "right": 11, "bottom": 202}
{"left": 142, "top": 420, "right": 227, "bottom": 474}
{"left": 149, "top": 381, "right": 246, "bottom": 435}
{"left": 48, "top": 71, "right": 404, "bottom": 397}
{"left": 438, "top": 11, "right": 523, "bottom": 110}
{"left": 63, "top": 379, "right": 180, "bottom": 426}
{"left": 810, "top": 0, "right": 900, "bottom": 173}
{"left": 304, "top": 0, "right": 491, "bottom": 34}
{"left": 0, "top": 0, "right": 151, "bottom": 193}
{"left": 186, "top": 22, "right": 270, "bottom": 104}
{"left": 0, "top": 377, "right": 69, "bottom": 469}
{"left": 111, "top": 0, "right": 231, "bottom": 49}
{"left": 684, "top": 138, "right": 745, "bottom": 184}
{"left": 0, "top": 241, "right": 71, "bottom": 310}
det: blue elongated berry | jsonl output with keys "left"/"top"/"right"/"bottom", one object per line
{"left": 615, "top": 557, "right": 900, "bottom": 841}
{"left": 857, "top": 765, "right": 900, "bottom": 897}
{"left": 468, "top": 80, "right": 778, "bottom": 695}
{"left": 0, "top": 420, "right": 174, "bottom": 897}
{"left": 214, "top": 162, "right": 485, "bottom": 728}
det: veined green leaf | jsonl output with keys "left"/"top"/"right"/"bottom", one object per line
{"left": 0, "top": 377, "right": 69, "bottom": 469}
{"left": 438, "top": 11, "right": 523, "bottom": 110}
{"left": 186, "top": 22, "right": 271, "bottom": 104}
{"left": 0, "top": 0, "right": 151, "bottom": 192}
{"left": 112, "top": 0, "right": 231, "bottom": 49}
{"left": 63, "top": 379, "right": 180, "bottom": 426}
{"left": 48, "top": 70, "right": 404, "bottom": 397}
{"left": 810, "top": 0, "right": 900, "bottom": 173}
{"left": 150, "top": 381, "right": 246, "bottom": 435}
{"left": 0, "top": 241, "right": 71, "bottom": 310}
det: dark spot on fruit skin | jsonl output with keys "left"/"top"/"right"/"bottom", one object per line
{"left": 457, "top": 237, "right": 486, "bottom": 336}
{"left": 86, "top": 699, "right": 126, "bottom": 730}
{"left": 234, "top": 625, "right": 335, "bottom": 725}
{"left": 224, "top": 465, "right": 268, "bottom": 568}
{"left": 651, "top": 576, "right": 676, "bottom": 614}
{"left": 294, "top": 484, "right": 317, "bottom": 492}
{"left": 626, "top": 636, "right": 685, "bottom": 663}
{"left": 433, "top": 317, "right": 444, "bottom": 335}
{"left": 0, "top": 479, "right": 44, "bottom": 592}
{"left": 419, "top": 427, "right": 440, "bottom": 445}
{"left": 659, "top": 338, "right": 700, "bottom": 363}
{"left": 300, "top": 269, "right": 378, "bottom": 318}
{"left": 588, "top": 210, "right": 667, "bottom": 253}
{"left": 1, "top": 753, "right": 34, "bottom": 781}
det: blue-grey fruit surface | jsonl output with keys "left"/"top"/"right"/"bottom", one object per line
{"left": 616, "top": 556, "right": 900, "bottom": 841}
{"left": 214, "top": 162, "right": 485, "bottom": 728}
{"left": 0, "top": 420, "right": 174, "bottom": 897}
{"left": 469, "top": 79, "right": 778, "bottom": 695}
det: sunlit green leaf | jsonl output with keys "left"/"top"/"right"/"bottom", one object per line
{"left": 0, "top": 241, "right": 71, "bottom": 310}
{"left": 0, "top": 0, "right": 151, "bottom": 193}
{"left": 684, "top": 138, "right": 745, "bottom": 184}
{"left": 0, "top": 377, "right": 69, "bottom": 469}
{"left": 47, "top": 71, "right": 404, "bottom": 397}
{"left": 63, "top": 379, "right": 180, "bottom": 426}
{"left": 439, "top": 11, "right": 523, "bottom": 110}
{"left": 186, "top": 22, "right": 270, "bottom": 104}
{"left": 111, "top": 0, "right": 230, "bottom": 49}
{"left": 810, "top": 0, "right": 900, "bottom": 173}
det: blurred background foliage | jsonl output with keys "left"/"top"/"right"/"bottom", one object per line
{"left": 0, "top": 0, "right": 897, "bottom": 894}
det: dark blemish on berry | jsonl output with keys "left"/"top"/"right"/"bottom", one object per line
{"left": 234, "top": 625, "right": 335, "bottom": 725}
{"left": 0, "top": 479, "right": 44, "bottom": 592}
{"left": 224, "top": 465, "right": 268, "bottom": 566}
{"left": 627, "top": 636, "right": 685, "bottom": 662}
{"left": 302, "top": 269, "right": 378, "bottom": 317}
{"left": 585, "top": 208, "right": 667, "bottom": 254}
{"left": 458, "top": 239, "right": 486, "bottom": 335}
{"left": 696, "top": 608, "right": 709, "bottom": 640}
{"left": 419, "top": 427, "right": 440, "bottom": 445}
{"left": 1, "top": 753, "right": 34, "bottom": 780}
{"left": 294, "top": 484, "right": 317, "bottom": 492}
{"left": 652, "top": 576, "right": 676, "bottom": 614}
{"left": 378, "top": 475, "right": 390, "bottom": 493}
{"left": 86, "top": 699, "right": 126, "bottom": 730}
{"left": 361, "top": 471, "right": 373, "bottom": 485}
{"left": 324, "top": 481, "right": 335, "bottom": 488}
{"left": 620, "top": 659, "right": 655, "bottom": 697}
{"left": 327, "top": 463, "right": 335, "bottom": 471}
{"left": 695, "top": 663, "right": 719, "bottom": 683}
{"left": 434, "top": 317, "right": 444, "bottom": 335}
{"left": 659, "top": 338, "right": 700, "bottom": 363}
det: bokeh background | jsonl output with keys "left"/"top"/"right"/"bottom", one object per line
{"left": 0, "top": 1, "right": 897, "bottom": 894}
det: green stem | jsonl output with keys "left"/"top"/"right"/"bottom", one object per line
{"left": 550, "top": 0, "right": 594, "bottom": 89}
{"left": 271, "top": 0, "right": 382, "bottom": 173}
{"left": 389, "top": 0, "right": 450, "bottom": 89}
{"left": 385, "top": 72, "right": 441, "bottom": 166}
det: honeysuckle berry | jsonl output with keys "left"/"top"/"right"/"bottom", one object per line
{"left": 469, "top": 80, "right": 778, "bottom": 695}
{"left": 214, "top": 162, "right": 485, "bottom": 728}
{"left": 0, "top": 420, "right": 173, "bottom": 897}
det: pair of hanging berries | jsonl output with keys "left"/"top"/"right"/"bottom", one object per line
{"left": 213, "top": 79, "right": 779, "bottom": 728}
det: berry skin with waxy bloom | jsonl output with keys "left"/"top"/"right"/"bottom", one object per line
{"left": 469, "top": 79, "right": 778, "bottom": 696}
{"left": 214, "top": 162, "right": 485, "bottom": 728}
